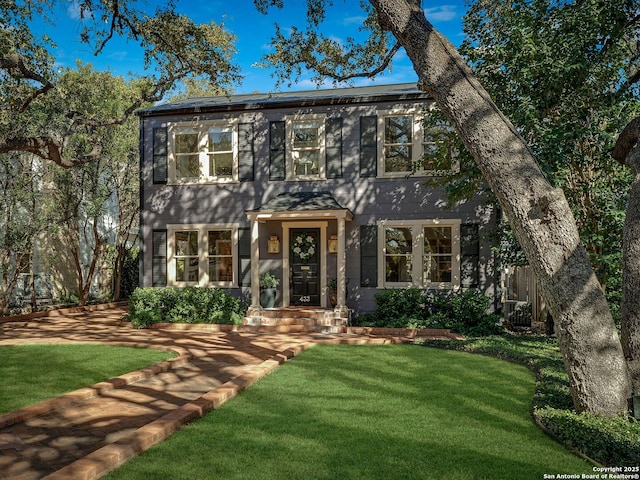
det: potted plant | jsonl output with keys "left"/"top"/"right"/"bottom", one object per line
{"left": 259, "top": 272, "right": 279, "bottom": 308}
{"left": 327, "top": 278, "right": 338, "bottom": 307}
{"left": 327, "top": 277, "right": 349, "bottom": 308}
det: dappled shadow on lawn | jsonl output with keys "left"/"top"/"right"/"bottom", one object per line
{"left": 106, "top": 345, "right": 593, "bottom": 480}
{"left": 0, "top": 309, "right": 311, "bottom": 479}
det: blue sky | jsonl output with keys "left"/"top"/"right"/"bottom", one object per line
{"left": 39, "top": 0, "right": 468, "bottom": 93}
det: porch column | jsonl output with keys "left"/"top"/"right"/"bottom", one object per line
{"left": 336, "top": 216, "right": 347, "bottom": 311}
{"left": 249, "top": 215, "right": 261, "bottom": 313}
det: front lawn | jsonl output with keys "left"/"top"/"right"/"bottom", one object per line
{"left": 107, "top": 344, "right": 592, "bottom": 480}
{"left": 0, "top": 343, "right": 175, "bottom": 414}
{"left": 420, "top": 335, "right": 640, "bottom": 466}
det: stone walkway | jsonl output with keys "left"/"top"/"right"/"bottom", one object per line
{"left": 0, "top": 305, "right": 454, "bottom": 480}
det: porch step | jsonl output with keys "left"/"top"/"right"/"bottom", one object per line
{"left": 235, "top": 323, "right": 345, "bottom": 334}
{"left": 246, "top": 316, "right": 335, "bottom": 326}
{"left": 257, "top": 307, "right": 342, "bottom": 320}
{"left": 242, "top": 307, "right": 348, "bottom": 332}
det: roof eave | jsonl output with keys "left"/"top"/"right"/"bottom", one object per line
{"left": 137, "top": 84, "right": 431, "bottom": 118}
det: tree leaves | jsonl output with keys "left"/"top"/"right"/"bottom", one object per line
{"left": 459, "top": 0, "right": 640, "bottom": 288}
{"left": 1, "top": 0, "right": 240, "bottom": 165}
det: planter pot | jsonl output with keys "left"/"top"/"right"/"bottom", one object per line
{"left": 328, "top": 291, "right": 337, "bottom": 308}
{"left": 260, "top": 287, "right": 277, "bottom": 308}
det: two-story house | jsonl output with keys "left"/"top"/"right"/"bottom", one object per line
{"left": 137, "top": 83, "right": 497, "bottom": 325}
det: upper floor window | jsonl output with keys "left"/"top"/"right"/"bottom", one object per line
{"left": 207, "top": 126, "right": 234, "bottom": 178}
{"left": 167, "top": 224, "right": 238, "bottom": 287}
{"left": 286, "top": 114, "right": 326, "bottom": 180}
{"left": 174, "top": 130, "right": 200, "bottom": 180}
{"left": 168, "top": 121, "right": 239, "bottom": 184}
{"left": 378, "top": 110, "right": 455, "bottom": 177}
{"left": 379, "top": 220, "right": 460, "bottom": 289}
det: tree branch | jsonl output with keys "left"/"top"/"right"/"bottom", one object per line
{"left": 0, "top": 136, "right": 97, "bottom": 168}
{"left": 612, "top": 116, "right": 640, "bottom": 165}
{"left": 311, "top": 41, "right": 402, "bottom": 82}
{"left": 0, "top": 53, "right": 55, "bottom": 112}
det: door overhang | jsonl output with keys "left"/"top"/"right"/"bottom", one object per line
{"left": 246, "top": 191, "right": 353, "bottom": 224}
{"left": 245, "top": 191, "right": 352, "bottom": 313}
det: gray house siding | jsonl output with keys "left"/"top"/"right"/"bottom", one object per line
{"left": 138, "top": 84, "right": 497, "bottom": 314}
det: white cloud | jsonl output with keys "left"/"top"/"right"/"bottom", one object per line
{"left": 424, "top": 5, "right": 458, "bottom": 22}
{"left": 66, "top": 1, "right": 82, "bottom": 20}
{"left": 342, "top": 15, "right": 366, "bottom": 26}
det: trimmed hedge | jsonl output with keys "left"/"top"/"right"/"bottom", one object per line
{"left": 419, "top": 335, "right": 640, "bottom": 466}
{"left": 127, "top": 287, "right": 247, "bottom": 328}
{"left": 354, "top": 288, "right": 503, "bottom": 336}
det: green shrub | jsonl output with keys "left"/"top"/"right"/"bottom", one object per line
{"left": 537, "top": 408, "right": 640, "bottom": 466}
{"left": 352, "top": 312, "right": 379, "bottom": 327}
{"left": 426, "top": 289, "right": 504, "bottom": 336}
{"left": 374, "top": 287, "right": 425, "bottom": 324}
{"left": 368, "top": 288, "right": 503, "bottom": 336}
{"left": 127, "top": 287, "right": 247, "bottom": 328}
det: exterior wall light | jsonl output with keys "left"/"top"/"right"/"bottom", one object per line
{"left": 268, "top": 235, "right": 280, "bottom": 254}
{"left": 328, "top": 234, "right": 338, "bottom": 253}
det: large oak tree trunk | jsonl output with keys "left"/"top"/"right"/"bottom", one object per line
{"left": 370, "top": 0, "right": 632, "bottom": 415}
{"left": 613, "top": 117, "right": 640, "bottom": 393}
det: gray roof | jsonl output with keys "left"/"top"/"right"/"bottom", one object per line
{"left": 252, "top": 191, "right": 348, "bottom": 212}
{"left": 138, "top": 82, "right": 428, "bottom": 116}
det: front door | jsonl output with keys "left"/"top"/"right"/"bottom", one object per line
{"left": 290, "top": 228, "right": 320, "bottom": 306}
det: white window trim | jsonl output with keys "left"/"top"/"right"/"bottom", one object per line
{"left": 167, "top": 120, "right": 239, "bottom": 185}
{"left": 377, "top": 219, "right": 461, "bottom": 289}
{"left": 377, "top": 108, "right": 458, "bottom": 178}
{"left": 167, "top": 223, "right": 239, "bottom": 287}
{"left": 285, "top": 113, "right": 326, "bottom": 181}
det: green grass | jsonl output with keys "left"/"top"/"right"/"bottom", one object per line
{"left": 0, "top": 343, "right": 174, "bottom": 414}
{"left": 419, "top": 335, "right": 640, "bottom": 466}
{"left": 107, "top": 344, "right": 592, "bottom": 480}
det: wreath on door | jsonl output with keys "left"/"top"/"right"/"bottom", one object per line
{"left": 292, "top": 233, "right": 316, "bottom": 260}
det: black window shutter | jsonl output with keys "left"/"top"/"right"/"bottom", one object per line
{"left": 360, "top": 225, "right": 378, "bottom": 287}
{"left": 238, "top": 123, "right": 255, "bottom": 181}
{"left": 269, "top": 121, "right": 285, "bottom": 180}
{"left": 360, "top": 116, "right": 377, "bottom": 178}
{"left": 153, "top": 127, "right": 168, "bottom": 184}
{"left": 238, "top": 227, "right": 252, "bottom": 287}
{"left": 152, "top": 229, "right": 167, "bottom": 287}
{"left": 326, "top": 118, "right": 343, "bottom": 178}
{"left": 460, "top": 224, "right": 480, "bottom": 288}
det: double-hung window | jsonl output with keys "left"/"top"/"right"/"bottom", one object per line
{"left": 383, "top": 115, "right": 415, "bottom": 174}
{"left": 167, "top": 224, "right": 238, "bottom": 287}
{"left": 168, "top": 121, "right": 239, "bottom": 184}
{"left": 383, "top": 226, "right": 414, "bottom": 283}
{"left": 207, "top": 126, "right": 234, "bottom": 178}
{"left": 174, "top": 130, "right": 200, "bottom": 180}
{"left": 207, "top": 230, "right": 233, "bottom": 282}
{"left": 286, "top": 114, "right": 325, "bottom": 180}
{"left": 379, "top": 220, "right": 460, "bottom": 288}
{"left": 174, "top": 230, "right": 199, "bottom": 282}
{"left": 423, "top": 226, "right": 454, "bottom": 284}
{"left": 422, "top": 118, "right": 453, "bottom": 172}
{"left": 378, "top": 109, "right": 455, "bottom": 177}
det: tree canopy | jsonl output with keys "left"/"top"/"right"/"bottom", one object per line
{"left": 0, "top": 0, "right": 239, "bottom": 166}
{"left": 460, "top": 0, "right": 640, "bottom": 289}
